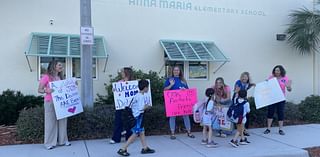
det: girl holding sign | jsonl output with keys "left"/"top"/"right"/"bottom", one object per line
{"left": 38, "top": 60, "right": 70, "bottom": 150}
{"left": 110, "top": 67, "right": 134, "bottom": 144}
{"left": 264, "top": 65, "right": 292, "bottom": 135}
{"left": 164, "top": 66, "right": 195, "bottom": 140}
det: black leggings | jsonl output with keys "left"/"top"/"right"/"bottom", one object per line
{"left": 111, "top": 110, "right": 132, "bottom": 142}
{"left": 267, "top": 101, "right": 285, "bottom": 121}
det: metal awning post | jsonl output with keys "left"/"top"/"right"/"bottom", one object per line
{"left": 25, "top": 54, "right": 33, "bottom": 72}
{"left": 213, "top": 61, "right": 227, "bottom": 74}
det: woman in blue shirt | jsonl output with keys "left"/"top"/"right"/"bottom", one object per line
{"left": 233, "top": 72, "right": 255, "bottom": 136}
{"left": 164, "top": 66, "right": 195, "bottom": 140}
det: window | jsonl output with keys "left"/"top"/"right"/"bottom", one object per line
{"left": 188, "top": 61, "right": 208, "bottom": 80}
{"left": 164, "top": 61, "right": 184, "bottom": 78}
{"left": 38, "top": 57, "right": 97, "bottom": 80}
{"left": 72, "top": 58, "right": 97, "bottom": 79}
{"left": 39, "top": 57, "right": 66, "bottom": 79}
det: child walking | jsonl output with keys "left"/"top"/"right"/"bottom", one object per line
{"left": 117, "top": 79, "right": 155, "bottom": 156}
{"left": 195, "top": 88, "right": 219, "bottom": 148}
{"left": 228, "top": 90, "right": 251, "bottom": 148}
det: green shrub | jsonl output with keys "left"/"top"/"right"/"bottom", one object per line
{"left": 16, "top": 106, "right": 44, "bottom": 143}
{"left": 16, "top": 103, "right": 196, "bottom": 142}
{"left": 299, "top": 95, "right": 320, "bottom": 123}
{"left": 96, "top": 69, "right": 165, "bottom": 106}
{"left": 0, "top": 89, "right": 43, "bottom": 125}
{"left": 248, "top": 97, "right": 303, "bottom": 127}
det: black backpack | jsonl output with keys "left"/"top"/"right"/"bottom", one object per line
{"left": 227, "top": 98, "right": 247, "bottom": 119}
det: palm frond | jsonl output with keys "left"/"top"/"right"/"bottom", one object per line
{"left": 286, "top": 8, "right": 320, "bottom": 55}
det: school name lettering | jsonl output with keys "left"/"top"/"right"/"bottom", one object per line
{"left": 129, "top": 0, "right": 266, "bottom": 16}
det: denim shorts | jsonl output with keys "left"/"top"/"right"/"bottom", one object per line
{"left": 131, "top": 114, "right": 145, "bottom": 135}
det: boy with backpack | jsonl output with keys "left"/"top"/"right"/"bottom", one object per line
{"left": 117, "top": 79, "right": 155, "bottom": 156}
{"left": 227, "top": 90, "right": 251, "bottom": 147}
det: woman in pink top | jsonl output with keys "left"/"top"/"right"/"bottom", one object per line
{"left": 212, "top": 77, "right": 232, "bottom": 138}
{"left": 264, "top": 65, "right": 292, "bottom": 135}
{"left": 38, "top": 60, "right": 70, "bottom": 149}
{"left": 213, "top": 77, "right": 232, "bottom": 106}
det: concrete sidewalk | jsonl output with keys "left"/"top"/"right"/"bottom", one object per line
{"left": 0, "top": 124, "right": 319, "bottom": 157}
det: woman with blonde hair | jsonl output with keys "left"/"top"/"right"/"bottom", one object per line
{"left": 38, "top": 60, "right": 70, "bottom": 150}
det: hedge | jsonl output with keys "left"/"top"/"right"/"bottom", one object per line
{"left": 0, "top": 89, "right": 43, "bottom": 125}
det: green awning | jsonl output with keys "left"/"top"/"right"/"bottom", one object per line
{"left": 25, "top": 32, "right": 107, "bottom": 58}
{"left": 159, "top": 40, "right": 229, "bottom": 62}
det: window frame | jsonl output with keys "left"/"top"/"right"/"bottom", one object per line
{"left": 187, "top": 61, "right": 209, "bottom": 80}
{"left": 38, "top": 57, "right": 98, "bottom": 81}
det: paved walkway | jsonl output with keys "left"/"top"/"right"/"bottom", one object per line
{"left": 0, "top": 124, "right": 319, "bottom": 157}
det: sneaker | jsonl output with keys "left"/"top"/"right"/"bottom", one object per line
{"left": 216, "top": 132, "right": 227, "bottom": 138}
{"left": 64, "top": 142, "right": 71, "bottom": 146}
{"left": 109, "top": 139, "right": 116, "bottom": 144}
{"left": 201, "top": 139, "right": 208, "bottom": 145}
{"left": 170, "top": 134, "right": 176, "bottom": 140}
{"left": 220, "top": 133, "right": 227, "bottom": 138}
{"left": 244, "top": 130, "right": 250, "bottom": 136}
{"left": 187, "top": 133, "right": 195, "bottom": 138}
{"left": 206, "top": 141, "right": 219, "bottom": 148}
{"left": 229, "top": 140, "right": 239, "bottom": 148}
{"left": 117, "top": 149, "right": 130, "bottom": 156}
{"left": 239, "top": 139, "right": 249, "bottom": 145}
{"left": 46, "top": 145, "right": 54, "bottom": 150}
{"left": 141, "top": 147, "right": 155, "bottom": 154}
{"left": 264, "top": 129, "right": 271, "bottom": 134}
{"left": 279, "top": 130, "right": 285, "bottom": 135}
{"left": 243, "top": 137, "right": 250, "bottom": 144}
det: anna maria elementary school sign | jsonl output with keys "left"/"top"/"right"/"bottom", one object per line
{"left": 128, "top": 0, "right": 267, "bottom": 16}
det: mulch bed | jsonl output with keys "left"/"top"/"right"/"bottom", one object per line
{"left": 0, "top": 125, "right": 23, "bottom": 146}
{"left": 305, "top": 147, "right": 320, "bottom": 157}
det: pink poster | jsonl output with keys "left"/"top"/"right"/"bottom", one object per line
{"left": 164, "top": 88, "right": 198, "bottom": 117}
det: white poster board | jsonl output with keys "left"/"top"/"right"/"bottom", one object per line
{"left": 50, "top": 78, "right": 83, "bottom": 120}
{"left": 214, "top": 106, "right": 233, "bottom": 131}
{"left": 254, "top": 78, "right": 286, "bottom": 109}
{"left": 112, "top": 80, "right": 152, "bottom": 110}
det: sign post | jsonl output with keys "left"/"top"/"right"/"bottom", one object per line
{"left": 80, "top": 0, "right": 94, "bottom": 107}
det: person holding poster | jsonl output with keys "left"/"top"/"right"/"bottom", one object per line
{"left": 212, "top": 77, "right": 232, "bottom": 138}
{"left": 164, "top": 66, "right": 195, "bottom": 140}
{"left": 110, "top": 67, "right": 134, "bottom": 144}
{"left": 233, "top": 72, "right": 255, "bottom": 136}
{"left": 117, "top": 79, "right": 155, "bottom": 156}
{"left": 38, "top": 60, "right": 70, "bottom": 150}
{"left": 264, "top": 65, "right": 292, "bottom": 135}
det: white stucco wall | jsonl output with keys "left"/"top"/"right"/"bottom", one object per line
{"left": 0, "top": 0, "right": 315, "bottom": 103}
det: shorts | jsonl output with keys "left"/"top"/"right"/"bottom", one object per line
{"left": 131, "top": 114, "right": 145, "bottom": 135}
{"left": 231, "top": 116, "right": 246, "bottom": 124}
{"left": 202, "top": 112, "right": 213, "bottom": 126}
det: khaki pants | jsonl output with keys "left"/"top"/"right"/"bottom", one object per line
{"left": 44, "top": 101, "right": 69, "bottom": 148}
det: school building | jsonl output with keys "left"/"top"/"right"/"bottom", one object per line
{"left": 0, "top": 0, "right": 318, "bottom": 103}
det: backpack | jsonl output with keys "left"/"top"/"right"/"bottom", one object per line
{"left": 227, "top": 98, "right": 247, "bottom": 120}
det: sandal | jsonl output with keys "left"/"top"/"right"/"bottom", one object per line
{"left": 170, "top": 134, "right": 176, "bottom": 140}
{"left": 117, "top": 149, "right": 130, "bottom": 156}
{"left": 264, "top": 129, "right": 271, "bottom": 134}
{"left": 187, "top": 133, "right": 195, "bottom": 138}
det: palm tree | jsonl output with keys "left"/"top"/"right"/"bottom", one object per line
{"left": 286, "top": 1, "right": 320, "bottom": 55}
